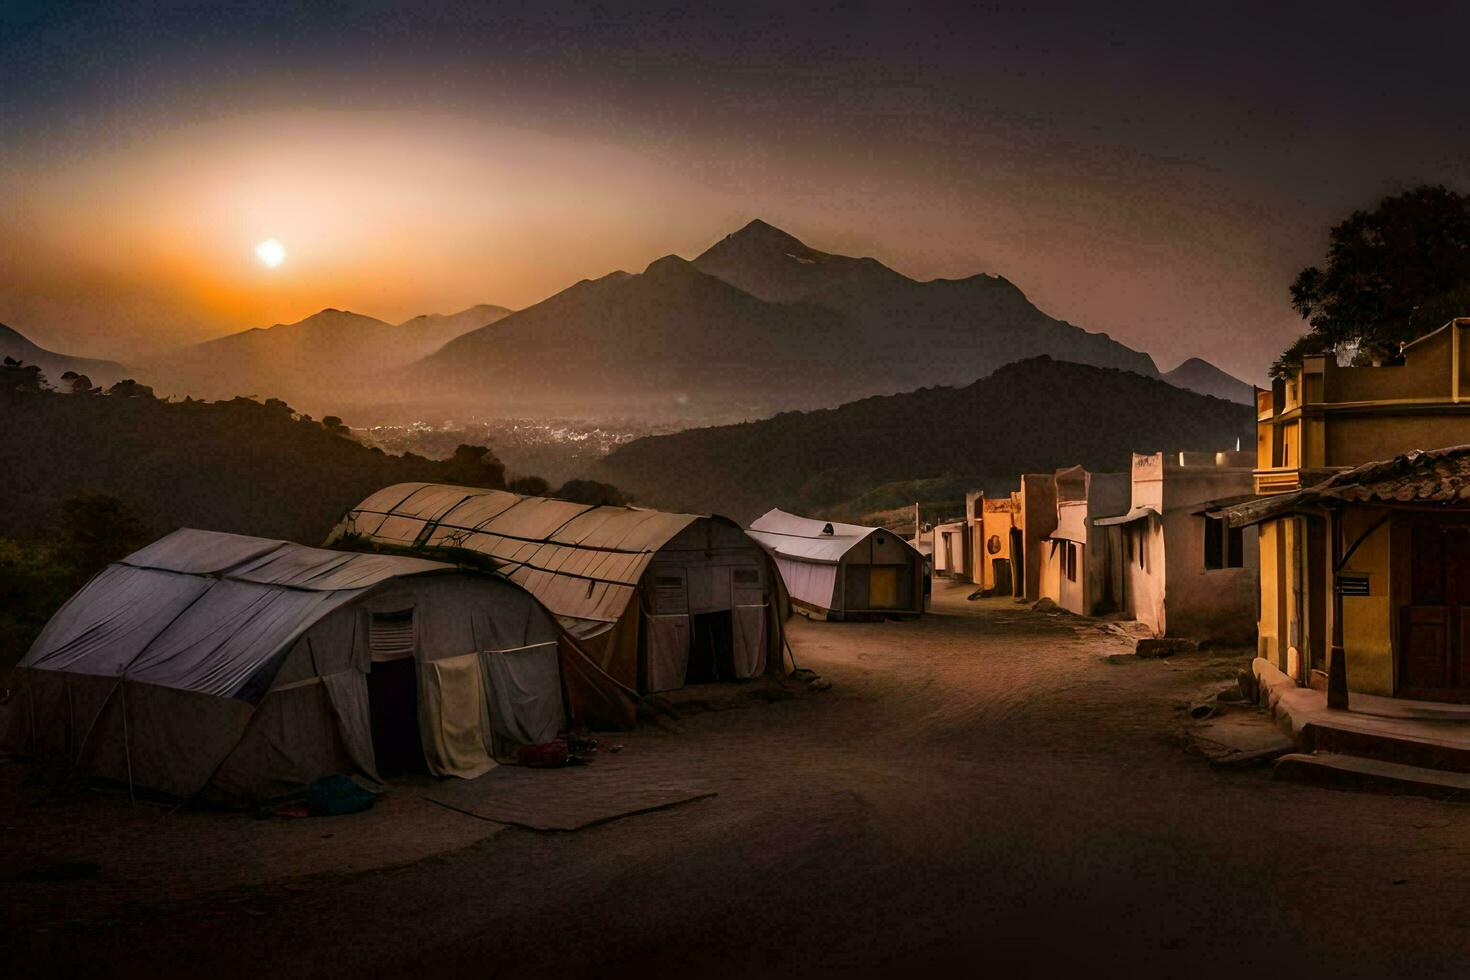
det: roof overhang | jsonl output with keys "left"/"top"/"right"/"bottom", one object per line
{"left": 1093, "top": 506, "right": 1161, "bottom": 527}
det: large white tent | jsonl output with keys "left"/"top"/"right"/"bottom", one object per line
{"left": 331, "top": 483, "right": 789, "bottom": 702}
{"left": 747, "top": 509, "right": 925, "bottom": 620}
{"left": 8, "top": 529, "right": 576, "bottom": 801}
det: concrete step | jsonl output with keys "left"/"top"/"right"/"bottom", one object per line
{"left": 1302, "top": 719, "right": 1470, "bottom": 773}
{"left": 1273, "top": 752, "right": 1470, "bottom": 799}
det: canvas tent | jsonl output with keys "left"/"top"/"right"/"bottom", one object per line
{"left": 747, "top": 509, "right": 925, "bottom": 620}
{"left": 330, "top": 483, "right": 788, "bottom": 699}
{"left": 7, "top": 529, "right": 576, "bottom": 802}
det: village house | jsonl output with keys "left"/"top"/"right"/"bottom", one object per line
{"left": 976, "top": 495, "right": 1020, "bottom": 595}
{"left": 1094, "top": 451, "right": 1258, "bottom": 643}
{"left": 1041, "top": 466, "right": 1129, "bottom": 616}
{"left": 1012, "top": 473, "right": 1059, "bottom": 602}
{"left": 1233, "top": 319, "right": 1470, "bottom": 702}
{"left": 931, "top": 519, "right": 968, "bottom": 578}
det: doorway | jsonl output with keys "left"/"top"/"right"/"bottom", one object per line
{"left": 1010, "top": 528, "right": 1025, "bottom": 597}
{"left": 687, "top": 610, "right": 734, "bottom": 683}
{"left": 1400, "top": 523, "right": 1470, "bottom": 698}
{"left": 368, "top": 657, "right": 426, "bottom": 775}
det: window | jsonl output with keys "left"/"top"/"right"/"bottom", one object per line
{"left": 369, "top": 609, "right": 416, "bottom": 661}
{"left": 1065, "top": 542, "right": 1078, "bottom": 582}
{"left": 1203, "top": 517, "right": 1244, "bottom": 570}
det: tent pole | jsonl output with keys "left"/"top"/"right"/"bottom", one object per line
{"left": 121, "top": 682, "right": 135, "bottom": 806}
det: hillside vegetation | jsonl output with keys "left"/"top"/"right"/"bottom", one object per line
{"left": 593, "top": 357, "right": 1255, "bottom": 523}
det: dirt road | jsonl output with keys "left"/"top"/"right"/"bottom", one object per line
{"left": 8, "top": 580, "right": 1470, "bottom": 978}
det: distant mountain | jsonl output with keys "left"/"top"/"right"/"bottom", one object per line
{"left": 1162, "top": 357, "right": 1256, "bottom": 404}
{"left": 147, "top": 304, "right": 507, "bottom": 413}
{"left": 693, "top": 219, "right": 1159, "bottom": 384}
{"left": 396, "top": 303, "right": 512, "bottom": 351}
{"left": 1, "top": 322, "right": 128, "bottom": 388}
{"left": 407, "top": 220, "right": 1160, "bottom": 421}
{"left": 590, "top": 356, "right": 1254, "bottom": 523}
{"left": 408, "top": 256, "right": 866, "bottom": 419}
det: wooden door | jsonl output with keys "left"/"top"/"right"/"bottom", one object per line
{"left": 1401, "top": 524, "right": 1470, "bottom": 696}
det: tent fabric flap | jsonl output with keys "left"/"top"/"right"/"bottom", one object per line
{"left": 481, "top": 641, "right": 564, "bottom": 749}
{"left": 416, "top": 653, "right": 496, "bottom": 779}
{"left": 731, "top": 605, "right": 768, "bottom": 679}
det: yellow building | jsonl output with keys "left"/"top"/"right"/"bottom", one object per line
{"left": 1238, "top": 320, "right": 1470, "bottom": 703}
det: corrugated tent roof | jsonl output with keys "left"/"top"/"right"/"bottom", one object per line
{"left": 747, "top": 508, "right": 913, "bottom": 565}
{"left": 332, "top": 483, "right": 705, "bottom": 637}
{"left": 22, "top": 529, "right": 456, "bottom": 698}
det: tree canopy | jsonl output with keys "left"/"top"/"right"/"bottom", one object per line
{"left": 1277, "top": 185, "right": 1470, "bottom": 377}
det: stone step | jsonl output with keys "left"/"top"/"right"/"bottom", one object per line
{"left": 1273, "top": 752, "right": 1470, "bottom": 799}
{"left": 1302, "top": 719, "right": 1470, "bottom": 773}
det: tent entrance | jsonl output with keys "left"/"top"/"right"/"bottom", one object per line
{"left": 687, "top": 610, "right": 734, "bottom": 683}
{"left": 368, "top": 658, "right": 426, "bottom": 775}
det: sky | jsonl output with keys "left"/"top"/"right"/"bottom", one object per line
{"left": 3, "top": 2, "right": 1470, "bottom": 383}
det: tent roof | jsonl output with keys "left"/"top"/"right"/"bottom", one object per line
{"left": 332, "top": 483, "right": 710, "bottom": 636}
{"left": 1225, "top": 446, "right": 1470, "bottom": 527}
{"left": 22, "top": 529, "right": 458, "bottom": 698}
{"left": 747, "top": 508, "right": 918, "bottom": 565}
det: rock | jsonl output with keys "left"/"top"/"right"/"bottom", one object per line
{"left": 1135, "top": 637, "right": 1196, "bottom": 658}
{"left": 1032, "top": 597, "right": 1058, "bottom": 613}
{"left": 808, "top": 677, "right": 832, "bottom": 692}
{"left": 789, "top": 668, "right": 818, "bottom": 682}
{"left": 1187, "top": 702, "right": 1217, "bottom": 720}
{"left": 1236, "top": 667, "right": 1259, "bottom": 704}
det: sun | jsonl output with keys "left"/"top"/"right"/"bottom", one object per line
{"left": 254, "top": 239, "right": 287, "bottom": 268}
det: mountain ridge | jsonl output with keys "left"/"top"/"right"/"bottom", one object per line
{"left": 1, "top": 322, "right": 129, "bottom": 388}
{"left": 590, "top": 355, "right": 1254, "bottom": 523}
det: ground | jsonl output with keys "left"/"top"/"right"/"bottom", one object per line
{"left": 6, "top": 579, "right": 1470, "bottom": 978}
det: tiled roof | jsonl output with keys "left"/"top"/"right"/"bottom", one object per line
{"left": 1226, "top": 445, "right": 1470, "bottom": 526}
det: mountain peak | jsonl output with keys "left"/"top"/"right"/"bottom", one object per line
{"left": 724, "top": 218, "right": 807, "bottom": 252}
{"left": 643, "top": 254, "right": 702, "bottom": 277}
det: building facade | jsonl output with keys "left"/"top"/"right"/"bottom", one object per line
{"left": 1247, "top": 319, "right": 1470, "bottom": 696}
{"left": 1097, "top": 451, "right": 1258, "bottom": 643}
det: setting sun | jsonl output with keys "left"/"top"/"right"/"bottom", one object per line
{"left": 254, "top": 238, "right": 286, "bottom": 268}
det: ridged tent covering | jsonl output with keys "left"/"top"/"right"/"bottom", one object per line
{"left": 331, "top": 483, "right": 789, "bottom": 694}
{"left": 747, "top": 509, "right": 925, "bottom": 621}
{"left": 24, "top": 529, "right": 453, "bottom": 698}
{"left": 9, "top": 529, "right": 586, "bottom": 801}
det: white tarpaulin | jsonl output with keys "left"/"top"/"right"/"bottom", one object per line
{"left": 644, "top": 614, "right": 690, "bottom": 692}
{"left": 731, "top": 605, "right": 767, "bottom": 679}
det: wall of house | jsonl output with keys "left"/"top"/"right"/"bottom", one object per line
{"left": 1161, "top": 509, "right": 1258, "bottom": 643}
{"left": 1020, "top": 475, "right": 1057, "bottom": 601}
{"left": 1338, "top": 509, "right": 1394, "bottom": 696}
{"left": 1258, "top": 521, "right": 1282, "bottom": 668}
{"left": 1325, "top": 413, "right": 1470, "bottom": 468}
{"left": 979, "top": 499, "right": 1017, "bottom": 592}
{"left": 1121, "top": 519, "right": 1165, "bottom": 635}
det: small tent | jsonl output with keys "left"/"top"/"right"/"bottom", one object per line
{"left": 331, "top": 483, "right": 789, "bottom": 701}
{"left": 747, "top": 509, "right": 925, "bottom": 620}
{"left": 7, "top": 529, "right": 580, "bottom": 802}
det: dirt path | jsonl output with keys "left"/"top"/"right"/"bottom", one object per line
{"left": 7, "top": 580, "right": 1470, "bottom": 978}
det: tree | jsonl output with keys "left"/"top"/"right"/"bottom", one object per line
{"left": 58, "top": 494, "right": 148, "bottom": 576}
{"left": 1, "top": 357, "right": 45, "bottom": 398}
{"left": 508, "top": 475, "right": 551, "bottom": 496}
{"left": 555, "top": 479, "right": 627, "bottom": 507}
{"left": 1277, "top": 185, "right": 1470, "bottom": 377}
{"left": 321, "top": 415, "right": 350, "bottom": 436}
{"left": 107, "top": 378, "right": 156, "bottom": 399}
{"left": 60, "top": 371, "right": 97, "bottom": 395}
{"left": 441, "top": 444, "right": 507, "bottom": 489}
